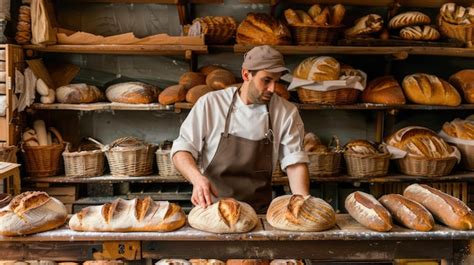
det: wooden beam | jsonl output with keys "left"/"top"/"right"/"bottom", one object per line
{"left": 23, "top": 44, "right": 208, "bottom": 55}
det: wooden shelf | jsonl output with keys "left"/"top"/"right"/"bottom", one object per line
{"left": 60, "top": 0, "right": 223, "bottom": 3}
{"left": 234, "top": 45, "right": 474, "bottom": 58}
{"left": 23, "top": 44, "right": 208, "bottom": 55}
{"left": 244, "top": 0, "right": 473, "bottom": 7}
{"left": 24, "top": 174, "right": 188, "bottom": 184}
{"left": 30, "top": 103, "right": 174, "bottom": 111}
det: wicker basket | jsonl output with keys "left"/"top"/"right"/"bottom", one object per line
{"left": 438, "top": 16, "right": 473, "bottom": 47}
{"left": 105, "top": 137, "right": 158, "bottom": 176}
{"left": 22, "top": 129, "right": 65, "bottom": 177}
{"left": 297, "top": 87, "right": 360, "bottom": 104}
{"left": 62, "top": 140, "right": 105, "bottom": 178}
{"left": 189, "top": 16, "right": 237, "bottom": 44}
{"left": 156, "top": 149, "right": 183, "bottom": 177}
{"left": 0, "top": 145, "right": 16, "bottom": 162}
{"left": 344, "top": 150, "right": 390, "bottom": 178}
{"left": 308, "top": 136, "right": 342, "bottom": 177}
{"left": 396, "top": 155, "right": 457, "bottom": 177}
{"left": 290, "top": 25, "right": 344, "bottom": 45}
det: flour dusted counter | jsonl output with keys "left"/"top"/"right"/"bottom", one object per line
{"left": 0, "top": 215, "right": 471, "bottom": 264}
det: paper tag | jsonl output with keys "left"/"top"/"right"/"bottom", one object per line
{"left": 286, "top": 70, "right": 367, "bottom": 92}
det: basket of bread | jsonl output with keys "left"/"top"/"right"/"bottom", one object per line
{"left": 156, "top": 141, "right": 183, "bottom": 177}
{"left": 62, "top": 138, "right": 105, "bottom": 178}
{"left": 304, "top": 133, "right": 342, "bottom": 177}
{"left": 105, "top": 137, "right": 158, "bottom": 176}
{"left": 284, "top": 4, "right": 345, "bottom": 45}
{"left": 343, "top": 140, "right": 391, "bottom": 178}
{"left": 289, "top": 56, "right": 366, "bottom": 104}
{"left": 188, "top": 16, "right": 237, "bottom": 44}
{"left": 440, "top": 117, "right": 474, "bottom": 171}
{"left": 438, "top": 3, "right": 474, "bottom": 47}
{"left": 0, "top": 143, "right": 16, "bottom": 162}
{"left": 386, "top": 126, "right": 459, "bottom": 177}
{"left": 21, "top": 120, "right": 65, "bottom": 177}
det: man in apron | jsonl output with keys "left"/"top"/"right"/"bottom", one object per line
{"left": 171, "top": 45, "right": 310, "bottom": 213}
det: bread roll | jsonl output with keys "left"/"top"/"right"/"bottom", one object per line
{"left": 158, "top": 85, "right": 187, "bottom": 105}
{"left": 188, "top": 198, "right": 258, "bottom": 233}
{"left": 330, "top": 4, "right": 346, "bottom": 25}
{"left": 293, "top": 56, "right": 340, "bottom": 82}
{"left": 449, "top": 69, "right": 474, "bottom": 103}
{"left": 345, "top": 139, "right": 379, "bottom": 155}
{"left": 345, "top": 14, "right": 384, "bottom": 38}
{"left": 179, "top": 72, "right": 206, "bottom": 90}
{"left": 0, "top": 191, "right": 67, "bottom": 236}
{"left": 186, "top": 85, "right": 213, "bottom": 104}
{"left": 206, "top": 69, "right": 236, "bottom": 90}
{"left": 362, "top": 76, "right": 405, "bottom": 104}
{"left": 388, "top": 11, "right": 431, "bottom": 29}
{"left": 402, "top": 73, "right": 461, "bottom": 106}
{"left": 106, "top": 82, "right": 159, "bottom": 104}
{"left": 442, "top": 118, "right": 474, "bottom": 140}
{"left": 198, "top": 65, "right": 225, "bottom": 76}
{"left": 404, "top": 184, "right": 474, "bottom": 230}
{"left": 345, "top": 191, "right": 392, "bottom": 232}
{"left": 236, "top": 13, "right": 291, "bottom": 45}
{"left": 386, "top": 126, "right": 453, "bottom": 159}
{"left": 379, "top": 194, "right": 434, "bottom": 231}
{"left": 266, "top": 194, "right": 336, "bottom": 232}
{"left": 56, "top": 84, "right": 104, "bottom": 104}
{"left": 399, "top": 25, "right": 440, "bottom": 41}
{"left": 69, "top": 197, "right": 186, "bottom": 232}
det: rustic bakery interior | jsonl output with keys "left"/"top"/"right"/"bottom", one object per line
{"left": 0, "top": 0, "right": 473, "bottom": 264}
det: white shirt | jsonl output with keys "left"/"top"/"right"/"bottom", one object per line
{"left": 171, "top": 86, "right": 309, "bottom": 172}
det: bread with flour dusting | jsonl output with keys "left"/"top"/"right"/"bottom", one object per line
{"left": 69, "top": 197, "right": 186, "bottom": 232}
{"left": 379, "top": 194, "right": 434, "bottom": 231}
{"left": 188, "top": 198, "right": 258, "bottom": 233}
{"left": 0, "top": 191, "right": 67, "bottom": 236}
{"left": 345, "top": 191, "right": 392, "bottom": 232}
{"left": 293, "top": 56, "right": 340, "bottom": 82}
{"left": 404, "top": 184, "right": 474, "bottom": 230}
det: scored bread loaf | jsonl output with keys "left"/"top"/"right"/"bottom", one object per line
{"left": 345, "top": 191, "right": 392, "bottom": 232}
{"left": 186, "top": 85, "right": 213, "bottom": 104}
{"left": 293, "top": 56, "right": 340, "bottom": 82}
{"left": 0, "top": 191, "right": 67, "bottom": 236}
{"left": 206, "top": 69, "right": 236, "bottom": 90}
{"left": 402, "top": 73, "right": 461, "bottom": 106}
{"left": 386, "top": 126, "right": 454, "bottom": 159}
{"left": 179, "top": 72, "right": 206, "bottom": 90}
{"left": 69, "top": 197, "right": 186, "bottom": 232}
{"left": 190, "top": 260, "right": 225, "bottom": 265}
{"left": 266, "top": 194, "right": 336, "bottom": 232}
{"left": 399, "top": 25, "right": 440, "bottom": 41}
{"left": 344, "top": 139, "right": 379, "bottom": 155}
{"left": 379, "top": 194, "right": 434, "bottom": 231}
{"left": 56, "top": 83, "right": 104, "bottom": 104}
{"left": 449, "top": 69, "right": 474, "bottom": 103}
{"left": 344, "top": 14, "right": 384, "bottom": 38}
{"left": 188, "top": 198, "right": 258, "bottom": 233}
{"left": 388, "top": 11, "right": 431, "bottom": 29}
{"left": 442, "top": 118, "right": 474, "bottom": 140}
{"left": 361, "top": 76, "right": 405, "bottom": 104}
{"left": 404, "top": 184, "right": 474, "bottom": 230}
{"left": 236, "top": 13, "right": 291, "bottom": 45}
{"left": 188, "top": 16, "right": 237, "bottom": 44}
{"left": 106, "top": 82, "right": 159, "bottom": 104}
{"left": 159, "top": 85, "right": 187, "bottom": 105}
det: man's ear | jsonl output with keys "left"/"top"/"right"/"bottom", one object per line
{"left": 242, "top": 68, "right": 252, "bottom": 82}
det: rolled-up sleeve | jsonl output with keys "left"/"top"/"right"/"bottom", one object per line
{"left": 171, "top": 99, "right": 207, "bottom": 161}
{"left": 279, "top": 108, "right": 309, "bottom": 171}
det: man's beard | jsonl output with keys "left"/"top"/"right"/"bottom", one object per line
{"left": 247, "top": 79, "right": 272, "bottom": 104}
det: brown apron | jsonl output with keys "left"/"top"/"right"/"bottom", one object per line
{"left": 203, "top": 88, "right": 273, "bottom": 213}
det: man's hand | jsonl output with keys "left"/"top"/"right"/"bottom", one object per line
{"left": 191, "top": 175, "right": 219, "bottom": 208}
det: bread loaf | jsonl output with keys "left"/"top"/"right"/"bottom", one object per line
{"left": 106, "top": 82, "right": 159, "bottom": 104}
{"left": 386, "top": 126, "right": 454, "bottom": 159}
{"left": 313, "top": 7, "right": 330, "bottom": 25}
{"left": 36, "top": 79, "right": 49, "bottom": 96}
{"left": 158, "top": 85, "right": 187, "bottom": 105}
{"left": 40, "top": 89, "right": 55, "bottom": 104}
{"left": 284, "top": 9, "right": 303, "bottom": 25}
{"left": 402, "top": 73, "right": 461, "bottom": 106}
{"left": 345, "top": 191, "right": 392, "bottom": 232}
{"left": 190, "top": 260, "right": 225, "bottom": 265}
{"left": 399, "top": 25, "right": 440, "bottom": 41}
{"left": 266, "top": 194, "right": 336, "bottom": 231}
{"left": 56, "top": 84, "right": 104, "bottom": 104}
{"left": 449, "top": 69, "right": 474, "bottom": 103}
{"left": 186, "top": 85, "right": 213, "bottom": 104}
{"left": 274, "top": 83, "right": 290, "bottom": 100}
{"left": 442, "top": 118, "right": 474, "bottom": 140}
{"left": 404, "top": 184, "right": 474, "bottom": 230}
{"left": 206, "top": 69, "right": 236, "bottom": 90}
{"left": 440, "top": 3, "right": 473, "bottom": 25}
{"left": 293, "top": 56, "right": 340, "bottom": 82}
{"left": 189, "top": 16, "right": 237, "bottom": 44}
{"left": 0, "top": 191, "right": 67, "bottom": 236}
{"left": 236, "top": 13, "right": 291, "bottom": 45}
{"left": 198, "top": 65, "right": 225, "bottom": 76}
{"left": 69, "top": 197, "right": 186, "bottom": 232}
{"left": 344, "top": 14, "right": 384, "bottom": 38}
{"left": 270, "top": 260, "right": 303, "bottom": 265}
{"left": 330, "top": 4, "right": 346, "bottom": 26}
{"left": 307, "top": 5, "right": 321, "bottom": 20}
{"left": 388, "top": 11, "right": 431, "bottom": 29}
{"left": 379, "top": 194, "right": 434, "bottom": 231}
{"left": 362, "top": 76, "right": 405, "bottom": 104}
{"left": 179, "top": 72, "right": 206, "bottom": 90}
{"left": 345, "top": 140, "right": 379, "bottom": 155}
{"left": 188, "top": 198, "right": 258, "bottom": 233}
{"left": 155, "top": 260, "right": 189, "bottom": 265}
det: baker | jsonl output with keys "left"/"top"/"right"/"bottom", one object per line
{"left": 171, "top": 45, "right": 310, "bottom": 213}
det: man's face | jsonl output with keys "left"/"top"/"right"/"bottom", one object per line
{"left": 247, "top": 70, "right": 282, "bottom": 104}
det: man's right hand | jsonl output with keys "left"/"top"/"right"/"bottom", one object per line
{"left": 191, "top": 175, "right": 218, "bottom": 208}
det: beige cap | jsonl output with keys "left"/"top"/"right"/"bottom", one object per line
{"left": 242, "top": 45, "right": 289, "bottom": 73}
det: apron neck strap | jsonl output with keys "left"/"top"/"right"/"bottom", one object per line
{"left": 223, "top": 86, "right": 273, "bottom": 137}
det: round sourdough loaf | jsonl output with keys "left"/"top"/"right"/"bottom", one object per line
{"left": 293, "top": 56, "right": 340, "bottom": 82}
{"left": 56, "top": 83, "right": 104, "bottom": 104}
{"left": 402, "top": 73, "right": 461, "bottom": 106}
{"left": 0, "top": 191, "right": 67, "bottom": 236}
{"left": 198, "top": 65, "right": 226, "bottom": 76}
{"left": 362, "top": 76, "right": 405, "bottom": 104}
{"left": 186, "top": 85, "right": 213, "bottom": 104}
{"left": 345, "top": 191, "right": 392, "bottom": 232}
{"left": 106, "top": 82, "right": 159, "bottom": 104}
{"left": 206, "top": 69, "right": 236, "bottom": 90}
{"left": 179, "top": 72, "right": 206, "bottom": 90}
{"left": 266, "top": 194, "right": 336, "bottom": 231}
{"left": 188, "top": 198, "right": 258, "bottom": 233}
{"left": 379, "top": 194, "right": 434, "bottom": 231}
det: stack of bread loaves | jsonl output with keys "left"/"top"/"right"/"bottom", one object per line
{"left": 236, "top": 13, "right": 291, "bottom": 45}
{"left": 15, "top": 5, "right": 31, "bottom": 44}
{"left": 388, "top": 11, "right": 440, "bottom": 41}
{"left": 402, "top": 73, "right": 461, "bottom": 106}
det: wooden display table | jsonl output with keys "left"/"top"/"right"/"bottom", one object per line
{"left": 0, "top": 215, "right": 472, "bottom": 263}
{"left": 0, "top": 162, "right": 20, "bottom": 195}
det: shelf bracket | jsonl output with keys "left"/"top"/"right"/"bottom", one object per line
{"left": 176, "top": 1, "right": 189, "bottom": 26}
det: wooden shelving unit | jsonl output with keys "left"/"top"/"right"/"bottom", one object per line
{"left": 243, "top": 0, "right": 473, "bottom": 8}
{"left": 24, "top": 174, "right": 188, "bottom": 184}
{"left": 30, "top": 103, "right": 173, "bottom": 111}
